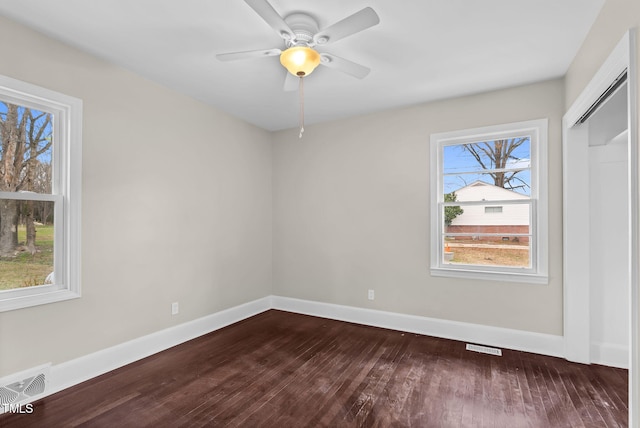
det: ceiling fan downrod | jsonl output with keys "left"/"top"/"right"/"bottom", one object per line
{"left": 299, "top": 76, "right": 305, "bottom": 139}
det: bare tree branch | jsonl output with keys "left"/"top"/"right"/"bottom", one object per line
{"left": 462, "top": 137, "right": 530, "bottom": 191}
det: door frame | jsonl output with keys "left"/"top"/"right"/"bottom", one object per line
{"left": 562, "top": 29, "right": 638, "bottom": 427}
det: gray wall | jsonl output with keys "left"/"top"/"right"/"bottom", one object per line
{"left": 273, "top": 79, "right": 565, "bottom": 335}
{"left": 0, "top": 15, "right": 273, "bottom": 377}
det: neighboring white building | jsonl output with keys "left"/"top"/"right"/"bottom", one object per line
{"left": 447, "top": 181, "right": 530, "bottom": 241}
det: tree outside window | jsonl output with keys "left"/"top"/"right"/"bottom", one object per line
{"left": 0, "top": 102, "right": 54, "bottom": 289}
{"left": 0, "top": 75, "right": 82, "bottom": 312}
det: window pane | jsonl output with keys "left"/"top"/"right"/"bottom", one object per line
{"left": 443, "top": 237, "right": 530, "bottom": 268}
{"left": 442, "top": 198, "right": 531, "bottom": 269}
{"left": 0, "top": 200, "right": 54, "bottom": 290}
{"left": 443, "top": 137, "right": 531, "bottom": 196}
{"left": 0, "top": 101, "right": 53, "bottom": 194}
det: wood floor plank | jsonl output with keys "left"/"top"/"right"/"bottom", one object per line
{"left": 367, "top": 337, "right": 424, "bottom": 427}
{"left": 511, "top": 352, "right": 544, "bottom": 427}
{"left": 0, "top": 310, "right": 629, "bottom": 427}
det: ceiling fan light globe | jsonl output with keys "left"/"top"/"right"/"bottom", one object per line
{"left": 280, "top": 46, "right": 320, "bottom": 77}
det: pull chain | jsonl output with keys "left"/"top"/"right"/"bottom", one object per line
{"left": 299, "top": 76, "right": 305, "bottom": 139}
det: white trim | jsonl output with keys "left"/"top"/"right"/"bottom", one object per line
{"left": 564, "top": 36, "right": 630, "bottom": 127}
{"left": 591, "top": 342, "right": 629, "bottom": 369}
{"left": 0, "top": 192, "right": 60, "bottom": 202}
{"left": 48, "top": 297, "right": 271, "bottom": 397}
{"left": 627, "top": 28, "right": 639, "bottom": 428}
{"left": 562, "top": 32, "right": 631, "bottom": 365}
{"left": 563, "top": 29, "right": 638, "bottom": 427}
{"left": 430, "top": 267, "right": 548, "bottom": 284}
{"left": 271, "top": 296, "right": 564, "bottom": 358}
{"left": 562, "top": 121, "right": 591, "bottom": 364}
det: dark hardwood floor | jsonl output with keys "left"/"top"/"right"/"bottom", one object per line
{"left": 0, "top": 310, "right": 628, "bottom": 427}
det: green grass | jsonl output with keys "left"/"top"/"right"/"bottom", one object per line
{"left": 0, "top": 224, "right": 54, "bottom": 290}
{"left": 447, "top": 246, "right": 529, "bottom": 267}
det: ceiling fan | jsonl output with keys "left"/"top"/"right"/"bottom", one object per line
{"left": 217, "top": 0, "right": 380, "bottom": 90}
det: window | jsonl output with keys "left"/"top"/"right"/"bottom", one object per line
{"left": 430, "top": 119, "right": 548, "bottom": 283}
{"left": 0, "top": 75, "right": 82, "bottom": 311}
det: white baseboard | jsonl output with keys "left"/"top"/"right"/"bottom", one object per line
{"left": 591, "top": 342, "right": 629, "bottom": 369}
{"left": 14, "top": 294, "right": 628, "bottom": 407}
{"left": 48, "top": 296, "right": 272, "bottom": 397}
{"left": 271, "top": 295, "right": 565, "bottom": 359}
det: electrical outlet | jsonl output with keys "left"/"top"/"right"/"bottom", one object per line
{"left": 171, "top": 302, "right": 179, "bottom": 315}
{"left": 368, "top": 289, "right": 375, "bottom": 300}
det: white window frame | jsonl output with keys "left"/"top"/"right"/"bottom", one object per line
{"left": 0, "top": 75, "right": 82, "bottom": 312}
{"left": 430, "top": 119, "right": 548, "bottom": 284}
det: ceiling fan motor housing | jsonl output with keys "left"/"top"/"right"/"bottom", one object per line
{"left": 283, "top": 13, "right": 319, "bottom": 47}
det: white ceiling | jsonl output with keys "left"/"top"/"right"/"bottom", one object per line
{"left": 0, "top": 0, "right": 605, "bottom": 131}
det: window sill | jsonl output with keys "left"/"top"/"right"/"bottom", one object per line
{"left": 430, "top": 267, "right": 548, "bottom": 284}
{"left": 0, "top": 288, "right": 80, "bottom": 313}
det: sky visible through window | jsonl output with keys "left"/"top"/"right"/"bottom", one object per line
{"left": 443, "top": 137, "right": 531, "bottom": 196}
{"left": 0, "top": 101, "right": 53, "bottom": 165}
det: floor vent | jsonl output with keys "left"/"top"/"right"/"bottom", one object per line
{"left": 466, "top": 343, "right": 502, "bottom": 356}
{"left": 0, "top": 364, "right": 50, "bottom": 413}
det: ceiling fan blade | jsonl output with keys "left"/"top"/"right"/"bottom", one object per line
{"left": 283, "top": 72, "right": 299, "bottom": 92}
{"left": 216, "top": 48, "right": 281, "bottom": 62}
{"left": 319, "top": 53, "right": 371, "bottom": 79}
{"left": 244, "top": 0, "right": 295, "bottom": 41}
{"left": 313, "top": 7, "right": 380, "bottom": 45}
